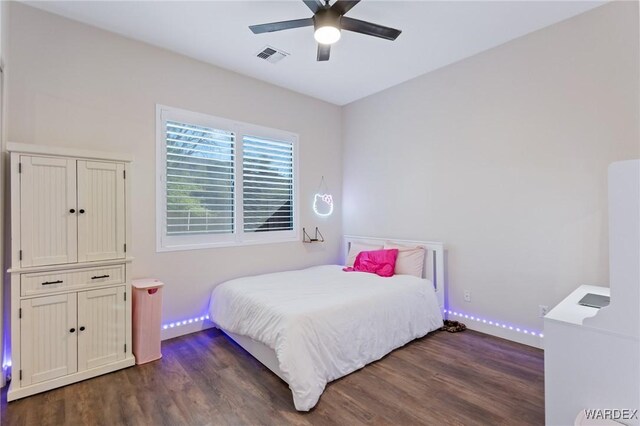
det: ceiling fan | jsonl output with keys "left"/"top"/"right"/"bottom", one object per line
{"left": 249, "top": 0, "right": 402, "bottom": 62}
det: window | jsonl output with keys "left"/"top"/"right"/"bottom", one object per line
{"left": 242, "top": 136, "right": 294, "bottom": 233}
{"left": 157, "top": 105, "right": 298, "bottom": 251}
{"left": 165, "top": 121, "right": 235, "bottom": 238}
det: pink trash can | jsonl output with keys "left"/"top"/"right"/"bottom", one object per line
{"left": 132, "top": 279, "right": 164, "bottom": 364}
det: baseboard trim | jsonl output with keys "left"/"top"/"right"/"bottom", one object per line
{"left": 446, "top": 314, "right": 543, "bottom": 349}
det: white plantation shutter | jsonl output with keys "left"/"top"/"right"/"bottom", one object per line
{"left": 165, "top": 120, "right": 235, "bottom": 236}
{"left": 242, "top": 136, "right": 294, "bottom": 233}
{"left": 157, "top": 105, "right": 298, "bottom": 251}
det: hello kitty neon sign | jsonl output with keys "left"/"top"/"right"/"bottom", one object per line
{"left": 313, "top": 176, "right": 334, "bottom": 217}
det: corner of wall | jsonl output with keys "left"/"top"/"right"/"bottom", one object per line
{"left": 1, "top": 0, "right": 9, "bottom": 389}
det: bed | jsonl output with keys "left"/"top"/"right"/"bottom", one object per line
{"left": 208, "top": 236, "right": 446, "bottom": 411}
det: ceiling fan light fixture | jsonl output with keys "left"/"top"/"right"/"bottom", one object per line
{"left": 249, "top": 0, "right": 402, "bottom": 62}
{"left": 314, "top": 25, "right": 341, "bottom": 44}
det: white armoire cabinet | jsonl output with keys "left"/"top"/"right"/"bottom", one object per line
{"left": 6, "top": 143, "right": 135, "bottom": 401}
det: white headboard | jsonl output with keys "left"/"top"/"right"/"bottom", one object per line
{"left": 343, "top": 235, "right": 446, "bottom": 314}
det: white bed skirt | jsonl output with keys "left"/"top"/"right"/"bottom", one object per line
{"left": 209, "top": 265, "right": 443, "bottom": 411}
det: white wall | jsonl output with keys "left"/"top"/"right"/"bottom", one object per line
{"left": 5, "top": 3, "right": 343, "bottom": 338}
{"left": 342, "top": 2, "right": 639, "bottom": 346}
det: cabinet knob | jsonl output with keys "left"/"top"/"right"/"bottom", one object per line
{"left": 69, "top": 328, "right": 76, "bottom": 333}
{"left": 79, "top": 209, "right": 85, "bottom": 214}
{"left": 69, "top": 208, "right": 76, "bottom": 213}
{"left": 79, "top": 326, "right": 86, "bottom": 331}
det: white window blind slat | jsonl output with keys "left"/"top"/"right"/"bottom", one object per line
{"left": 243, "top": 186, "right": 292, "bottom": 192}
{"left": 167, "top": 136, "right": 234, "bottom": 149}
{"left": 167, "top": 196, "right": 232, "bottom": 201}
{"left": 242, "top": 173, "right": 293, "bottom": 182}
{"left": 243, "top": 136, "right": 293, "bottom": 149}
{"left": 163, "top": 229, "right": 232, "bottom": 235}
{"left": 242, "top": 161, "right": 293, "bottom": 170}
{"left": 166, "top": 174, "right": 234, "bottom": 184}
{"left": 167, "top": 166, "right": 234, "bottom": 176}
{"left": 167, "top": 204, "right": 233, "bottom": 208}
{"left": 243, "top": 147, "right": 293, "bottom": 158}
{"left": 167, "top": 145, "right": 235, "bottom": 159}
{"left": 167, "top": 158, "right": 234, "bottom": 170}
{"left": 167, "top": 216, "right": 231, "bottom": 220}
{"left": 242, "top": 155, "right": 293, "bottom": 166}
{"left": 167, "top": 188, "right": 232, "bottom": 195}
{"left": 169, "top": 181, "right": 235, "bottom": 190}
{"left": 244, "top": 226, "right": 293, "bottom": 231}
{"left": 167, "top": 122, "right": 234, "bottom": 138}
{"left": 167, "top": 152, "right": 234, "bottom": 164}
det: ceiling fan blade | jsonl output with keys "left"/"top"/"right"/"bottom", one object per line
{"left": 249, "top": 18, "right": 314, "bottom": 34}
{"left": 330, "top": 0, "right": 360, "bottom": 16}
{"left": 341, "top": 17, "right": 402, "bottom": 41}
{"left": 303, "top": 0, "right": 325, "bottom": 14}
{"left": 317, "top": 44, "right": 331, "bottom": 61}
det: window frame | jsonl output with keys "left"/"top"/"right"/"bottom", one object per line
{"left": 156, "top": 105, "right": 299, "bottom": 252}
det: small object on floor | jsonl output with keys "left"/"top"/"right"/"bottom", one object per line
{"left": 441, "top": 320, "right": 466, "bottom": 333}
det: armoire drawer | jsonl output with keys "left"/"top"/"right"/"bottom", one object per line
{"left": 21, "top": 264, "right": 126, "bottom": 296}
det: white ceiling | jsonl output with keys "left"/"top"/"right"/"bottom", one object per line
{"left": 25, "top": 1, "right": 605, "bottom": 105}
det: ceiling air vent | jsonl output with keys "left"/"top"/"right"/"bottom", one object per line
{"left": 256, "top": 46, "right": 289, "bottom": 64}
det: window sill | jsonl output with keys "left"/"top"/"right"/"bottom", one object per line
{"left": 156, "top": 234, "right": 301, "bottom": 253}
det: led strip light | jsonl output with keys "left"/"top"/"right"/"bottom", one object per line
{"left": 162, "top": 314, "right": 210, "bottom": 330}
{"left": 445, "top": 309, "right": 544, "bottom": 338}
{"left": 161, "top": 310, "right": 543, "bottom": 339}
{"left": 2, "top": 310, "right": 541, "bottom": 372}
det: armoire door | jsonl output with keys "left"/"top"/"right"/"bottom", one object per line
{"left": 20, "top": 156, "right": 78, "bottom": 267}
{"left": 20, "top": 294, "right": 78, "bottom": 386}
{"left": 77, "top": 286, "right": 126, "bottom": 371}
{"left": 77, "top": 161, "right": 126, "bottom": 262}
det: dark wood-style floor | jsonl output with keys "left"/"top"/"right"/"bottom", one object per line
{"left": 1, "top": 328, "right": 544, "bottom": 425}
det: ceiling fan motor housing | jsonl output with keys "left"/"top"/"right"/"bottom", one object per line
{"left": 314, "top": 9, "right": 342, "bottom": 31}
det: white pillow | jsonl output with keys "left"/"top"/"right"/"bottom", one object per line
{"left": 346, "top": 242, "right": 384, "bottom": 266}
{"left": 384, "top": 243, "right": 426, "bottom": 277}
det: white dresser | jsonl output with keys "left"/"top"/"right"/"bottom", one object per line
{"left": 544, "top": 160, "right": 640, "bottom": 425}
{"left": 6, "top": 143, "right": 135, "bottom": 401}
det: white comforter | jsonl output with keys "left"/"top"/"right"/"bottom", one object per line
{"left": 208, "top": 265, "right": 443, "bottom": 411}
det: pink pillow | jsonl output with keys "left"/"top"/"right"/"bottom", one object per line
{"left": 345, "top": 249, "right": 399, "bottom": 277}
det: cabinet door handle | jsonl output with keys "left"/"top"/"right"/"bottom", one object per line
{"left": 69, "top": 208, "right": 76, "bottom": 213}
{"left": 91, "top": 275, "right": 110, "bottom": 280}
{"left": 79, "top": 326, "right": 86, "bottom": 331}
{"left": 79, "top": 209, "right": 85, "bottom": 214}
{"left": 69, "top": 328, "right": 76, "bottom": 333}
{"left": 42, "top": 280, "right": 63, "bottom": 286}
